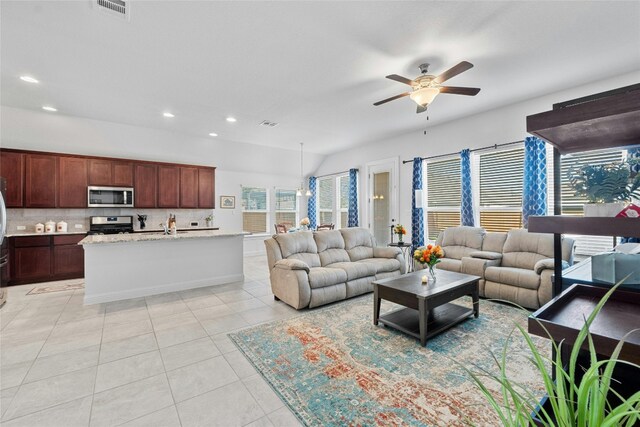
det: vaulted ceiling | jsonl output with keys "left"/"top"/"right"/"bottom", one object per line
{"left": 2, "top": 1, "right": 639, "bottom": 155}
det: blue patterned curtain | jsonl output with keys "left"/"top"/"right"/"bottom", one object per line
{"left": 460, "top": 149, "right": 474, "bottom": 226}
{"left": 412, "top": 158, "right": 425, "bottom": 249}
{"left": 347, "top": 169, "right": 359, "bottom": 227}
{"left": 522, "top": 136, "right": 548, "bottom": 228}
{"left": 307, "top": 176, "right": 317, "bottom": 230}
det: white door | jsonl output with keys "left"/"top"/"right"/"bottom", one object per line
{"left": 367, "top": 158, "right": 399, "bottom": 246}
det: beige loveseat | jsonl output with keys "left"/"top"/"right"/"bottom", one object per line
{"left": 264, "top": 228, "right": 405, "bottom": 309}
{"left": 431, "top": 227, "right": 574, "bottom": 309}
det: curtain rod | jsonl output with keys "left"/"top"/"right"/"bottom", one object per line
{"left": 315, "top": 169, "right": 358, "bottom": 179}
{"left": 401, "top": 140, "right": 524, "bottom": 164}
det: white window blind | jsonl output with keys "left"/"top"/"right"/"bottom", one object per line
{"left": 479, "top": 147, "right": 524, "bottom": 232}
{"left": 426, "top": 158, "right": 461, "bottom": 240}
{"left": 275, "top": 189, "right": 297, "bottom": 228}
{"left": 242, "top": 187, "right": 268, "bottom": 234}
{"left": 318, "top": 177, "right": 334, "bottom": 225}
{"left": 338, "top": 174, "right": 349, "bottom": 228}
{"left": 546, "top": 146, "right": 626, "bottom": 257}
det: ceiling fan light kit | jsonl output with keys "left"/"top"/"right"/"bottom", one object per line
{"left": 374, "top": 61, "right": 481, "bottom": 113}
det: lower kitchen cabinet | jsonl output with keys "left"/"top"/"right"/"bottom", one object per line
{"left": 9, "top": 234, "right": 85, "bottom": 285}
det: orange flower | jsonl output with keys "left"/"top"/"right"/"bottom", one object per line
{"left": 427, "top": 244, "right": 433, "bottom": 250}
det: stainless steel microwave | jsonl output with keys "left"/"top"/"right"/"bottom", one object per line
{"left": 87, "top": 186, "right": 134, "bottom": 208}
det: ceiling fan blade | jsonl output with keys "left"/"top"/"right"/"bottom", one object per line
{"left": 373, "top": 92, "right": 410, "bottom": 106}
{"left": 416, "top": 104, "right": 428, "bottom": 114}
{"left": 385, "top": 74, "right": 414, "bottom": 85}
{"left": 439, "top": 86, "right": 481, "bottom": 96}
{"left": 434, "top": 61, "right": 473, "bottom": 84}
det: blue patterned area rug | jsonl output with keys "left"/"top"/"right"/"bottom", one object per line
{"left": 229, "top": 296, "right": 547, "bottom": 427}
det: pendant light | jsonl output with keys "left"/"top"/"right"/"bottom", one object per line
{"left": 297, "top": 143, "right": 311, "bottom": 197}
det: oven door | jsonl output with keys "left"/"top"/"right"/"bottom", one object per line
{"left": 87, "top": 186, "right": 134, "bottom": 208}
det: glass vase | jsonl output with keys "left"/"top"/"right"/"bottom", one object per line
{"left": 428, "top": 265, "right": 436, "bottom": 280}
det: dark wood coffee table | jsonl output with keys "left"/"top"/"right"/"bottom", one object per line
{"left": 373, "top": 269, "right": 480, "bottom": 346}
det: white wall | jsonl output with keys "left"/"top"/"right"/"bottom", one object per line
{"left": 0, "top": 106, "right": 322, "bottom": 255}
{"left": 314, "top": 71, "right": 640, "bottom": 236}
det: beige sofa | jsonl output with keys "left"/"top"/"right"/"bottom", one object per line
{"left": 264, "top": 228, "right": 405, "bottom": 309}
{"left": 431, "top": 227, "right": 574, "bottom": 309}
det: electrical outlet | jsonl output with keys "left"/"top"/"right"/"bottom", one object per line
{"left": 74, "top": 224, "right": 84, "bottom": 229}
{"left": 16, "top": 225, "right": 26, "bottom": 231}
{"left": 190, "top": 221, "right": 199, "bottom": 227}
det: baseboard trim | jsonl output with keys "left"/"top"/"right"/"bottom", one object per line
{"left": 84, "top": 273, "right": 245, "bottom": 305}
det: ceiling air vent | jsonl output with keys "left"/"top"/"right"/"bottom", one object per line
{"left": 259, "top": 120, "right": 279, "bottom": 128}
{"left": 95, "top": 0, "right": 130, "bottom": 20}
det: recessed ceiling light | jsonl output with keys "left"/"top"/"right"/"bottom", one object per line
{"left": 208, "top": 132, "right": 218, "bottom": 137}
{"left": 163, "top": 112, "right": 175, "bottom": 118}
{"left": 20, "top": 75, "right": 39, "bottom": 84}
{"left": 42, "top": 106, "right": 57, "bottom": 112}
{"left": 226, "top": 117, "right": 237, "bottom": 123}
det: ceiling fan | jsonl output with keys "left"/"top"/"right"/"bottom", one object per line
{"left": 373, "top": 61, "right": 481, "bottom": 114}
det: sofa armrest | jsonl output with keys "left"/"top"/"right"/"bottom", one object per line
{"left": 373, "top": 246, "right": 401, "bottom": 259}
{"left": 461, "top": 256, "right": 501, "bottom": 278}
{"left": 534, "top": 258, "right": 569, "bottom": 275}
{"left": 274, "top": 259, "right": 310, "bottom": 273}
{"left": 470, "top": 251, "right": 503, "bottom": 261}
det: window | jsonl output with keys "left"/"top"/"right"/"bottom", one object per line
{"left": 275, "top": 189, "right": 298, "bottom": 228}
{"left": 318, "top": 177, "right": 335, "bottom": 226}
{"left": 338, "top": 175, "right": 350, "bottom": 228}
{"left": 478, "top": 148, "right": 524, "bottom": 232}
{"left": 426, "top": 158, "right": 461, "bottom": 240}
{"left": 547, "top": 146, "right": 626, "bottom": 257}
{"left": 242, "top": 187, "right": 268, "bottom": 234}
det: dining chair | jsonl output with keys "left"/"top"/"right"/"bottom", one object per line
{"left": 274, "top": 223, "right": 288, "bottom": 234}
{"left": 316, "top": 223, "right": 335, "bottom": 231}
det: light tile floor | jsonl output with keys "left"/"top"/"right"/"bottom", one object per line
{"left": 0, "top": 255, "right": 303, "bottom": 427}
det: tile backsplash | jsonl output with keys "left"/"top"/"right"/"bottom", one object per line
{"left": 7, "top": 208, "right": 217, "bottom": 233}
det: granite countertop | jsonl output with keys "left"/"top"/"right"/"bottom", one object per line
{"left": 6, "top": 230, "right": 87, "bottom": 238}
{"left": 80, "top": 230, "right": 248, "bottom": 245}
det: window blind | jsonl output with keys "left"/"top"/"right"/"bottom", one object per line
{"left": 275, "top": 189, "right": 297, "bottom": 228}
{"left": 242, "top": 187, "right": 268, "bottom": 233}
{"left": 427, "top": 211, "right": 461, "bottom": 240}
{"left": 427, "top": 158, "right": 461, "bottom": 208}
{"left": 479, "top": 148, "right": 524, "bottom": 207}
{"left": 318, "top": 177, "right": 335, "bottom": 225}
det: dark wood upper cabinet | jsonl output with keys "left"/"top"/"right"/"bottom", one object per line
{"left": 134, "top": 163, "right": 157, "bottom": 208}
{"left": 112, "top": 161, "right": 134, "bottom": 187}
{"left": 58, "top": 156, "right": 88, "bottom": 208}
{"left": 157, "top": 165, "right": 179, "bottom": 208}
{"left": 0, "top": 151, "right": 25, "bottom": 207}
{"left": 88, "top": 158, "right": 112, "bottom": 186}
{"left": 198, "top": 168, "right": 215, "bottom": 209}
{"left": 180, "top": 167, "right": 199, "bottom": 208}
{"left": 25, "top": 154, "right": 57, "bottom": 208}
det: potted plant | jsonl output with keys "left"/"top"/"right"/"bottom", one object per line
{"left": 569, "top": 159, "right": 640, "bottom": 216}
{"left": 394, "top": 224, "right": 407, "bottom": 243}
{"left": 461, "top": 283, "right": 640, "bottom": 426}
{"left": 205, "top": 213, "right": 214, "bottom": 227}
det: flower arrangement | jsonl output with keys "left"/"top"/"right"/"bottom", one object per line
{"left": 394, "top": 224, "right": 407, "bottom": 242}
{"left": 414, "top": 244, "right": 444, "bottom": 279}
{"left": 300, "top": 217, "right": 310, "bottom": 226}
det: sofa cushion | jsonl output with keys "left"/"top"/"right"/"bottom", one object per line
{"left": 436, "top": 258, "right": 462, "bottom": 273}
{"left": 340, "top": 228, "right": 375, "bottom": 261}
{"left": 314, "top": 230, "right": 350, "bottom": 266}
{"left": 308, "top": 267, "right": 348, "bottom": 289}
{"left": 484, "top": 266, "right": 541, "bottom": 290}
{"left": 501, "top": 230, "right": 554, "bottom": 270}
{"left": 482, "top": 232, "right": 508, "bottom": 253}
{"left": 326, "top": 262, "right": 376, "bottom": 281}
{"left": 274, "top": 232, "right": 321, "bottom": 268}
{"left": 357, "top": 258, "right": 401, "bottom": 274}
{"left": 436, "top": 226, "right": 485, "bottom": 260}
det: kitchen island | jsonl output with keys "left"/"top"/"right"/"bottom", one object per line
{"left": 79, "top": 230, "right": 248, "bottom": 304}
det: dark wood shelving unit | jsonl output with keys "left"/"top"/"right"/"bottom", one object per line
{"left": 528, "top": 216, "right": 640, "bottom": 238}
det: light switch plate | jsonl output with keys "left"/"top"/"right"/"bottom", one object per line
{"left": 16, "top": 225, "right": 26, "bottom": 230}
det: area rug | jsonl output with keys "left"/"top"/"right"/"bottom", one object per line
{"left": 27, "top": 279, "right": 85, "bottom": 295}
{"left": 229, "top": 296, "right": 548, "bottom": 427}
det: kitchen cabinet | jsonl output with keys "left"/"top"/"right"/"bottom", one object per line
{"left": 89, "top": 159, "right": 134, "bottom": 187}
{"left": 0, "top": 151, "right": 25, "bottom": 207}
{"left": 25, "top": 154, "right": 57, "bottom": 208}
{"left": 134, "top": 163, "right": 157, "bottom": 208}
{"left": 9, "top": 234, "right": 86, "bottom": 285}
{"left": 198, "top": 168, "right": 215, "bottom": 208}
{"left": 158, "top": 165, "right": 179, "bottom": 208}
{"left": 112, "top": 161, "right": 134, "bottom": 187}
{"left": 180, "top": 167, "right": 199, "bottom": 208}
{"left": 52, "top": 235, "right": 85, "bottom": 277}
{"left": 58, "top": 156, "right": 88, "bottom": 208}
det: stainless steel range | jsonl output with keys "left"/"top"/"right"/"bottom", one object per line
{"left": 88, "top": 216, "right": 134, "bottom": 235}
